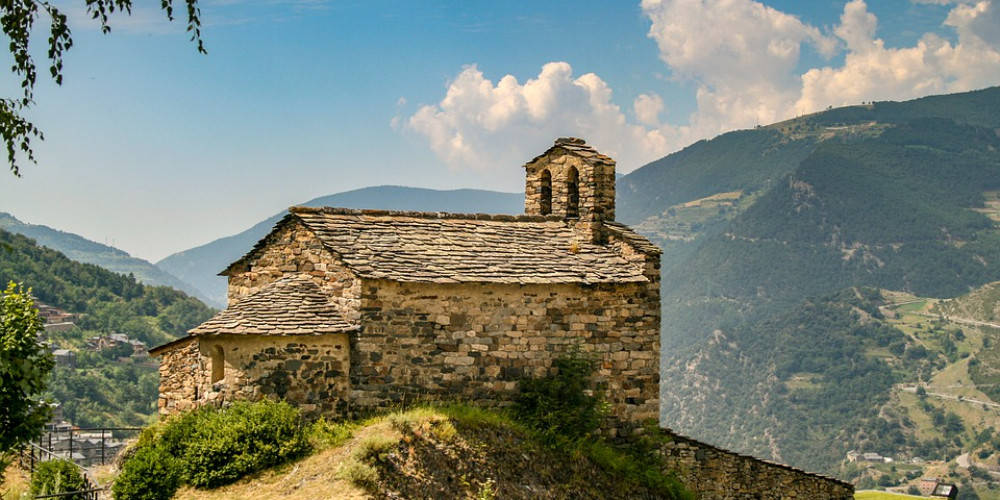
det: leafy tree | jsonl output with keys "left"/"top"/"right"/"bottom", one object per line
{"left": 0, "top": 282, "right": 53, "bottom": 472}
{"left": 1, "top": 0, "right": 205, "bottom": 176}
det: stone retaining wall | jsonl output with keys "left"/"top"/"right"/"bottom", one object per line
{"left": 656, "top": 430, "right": 854, "bottom": 499}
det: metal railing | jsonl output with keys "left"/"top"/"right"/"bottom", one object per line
{"left": 18, "top": 443, "right": 102, "bottom": 500}
{"left": 18, "top": 426, "right": 141, "bottom": 499}
{"left": 27, "top": 426, "right": 141, "bottom": 468}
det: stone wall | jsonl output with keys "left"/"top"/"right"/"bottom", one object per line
{"left": 656, "top": 430, "right": 854, "bottom": 499}
{"left": 225, "top": 222, "right": 360, "bottom": 321}
{"left": 350, "top": 279, "right": 659, "bottom": 425}
{"left": 157, "top": 338, "right": 204, "bottom": 414}
{"left": 158, "top": 334, "right": 351, "bottom": 418}
{"left": 525, "top": 145, "right": 615, "bottom": 222}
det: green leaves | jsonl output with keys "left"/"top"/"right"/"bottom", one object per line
{"left": 0, "top": 281, "right": 53, "bottom": 455}
{"left": 1, "top": 0, "right": 205, "bottom": 176}
{"left": 114, "top": 400, "right": 311, "bottom": 499}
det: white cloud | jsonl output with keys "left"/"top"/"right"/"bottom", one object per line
{"left": 794, "top": 0, "right": 1000, "bottom": 114}
{"left": 407, "top": 63, "right": 685, "bottom": 172}
{"left": 634, "top": 93, "right": 664, "bottom": 126}
{"left": 947, "top": 0, "right": 1000, "bottom": 46}
{"left": 405, "top": 0, "right": 1000, "bottom": 175}
{"left": 640, "top": 0, "right": 838, "bottom": 134}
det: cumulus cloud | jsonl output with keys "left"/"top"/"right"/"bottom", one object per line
{"left": 640, "top": 0, "right": 839, "bottom": 134}
{"left": 405, "top": 0, "right": 1000, "bottom": 174}
{"left": 794, "top": 0, "right": 1000, "bottom": 114}
{"left": 633, "top": 93, "right": 664, "bottom": 126}
{"left": 407, "top": 63, "right": 684, "bottom": 172}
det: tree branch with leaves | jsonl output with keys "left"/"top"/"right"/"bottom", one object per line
{"left": 0, "top": 282, "right": 53, "bottom": 479}
{"left": 0, "top": 0, "right": 205, "bottom": 176}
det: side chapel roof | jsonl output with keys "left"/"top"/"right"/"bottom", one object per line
{"left": 222, "top": 207, "right": 659, "bottom": 285}
{"left": 189, "top": 274, "right": 358, "bottom": 336}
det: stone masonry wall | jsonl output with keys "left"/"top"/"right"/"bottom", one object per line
{"left": 226, "top": 222, "right": 361, "bottom": 322}
{"left": 158, "top": 334, "right": 351, "bottom": 418}
{"left": 350, "top": 279, "right": 659, "bottom": 425}
{"left": 525, "top": 149, "right": 615, "bottom": 222}
{"left": 157, "top": 338, "right": 204, "bottom": 414}
{"left": 656, "top": 430, "right": 854, "bottom": 499}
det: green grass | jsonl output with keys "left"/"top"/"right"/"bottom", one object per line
{"left": 855, "top": 491, "right": 924, "bottom": 499}
{"left": 896, "top": 300, "right": 929, "bottom": 314}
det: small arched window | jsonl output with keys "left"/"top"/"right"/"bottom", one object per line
{"left": 566, "top": 166, "right": 579, "bottom": 218}
{"left": 211, "top": 345, "right": 225, "bottom": 383}
{"left": 539, "top": 169, "right": 552, "bottom": 215}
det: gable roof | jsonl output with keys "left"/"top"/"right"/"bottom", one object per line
{"left": 189, "top": 274, "right": 359, "bottom": 336}
{"left": 524, "top": 137, "right": 615, "bottom": 167}
{"left": 224, "top": 207, "right": 657, "bottom": 285}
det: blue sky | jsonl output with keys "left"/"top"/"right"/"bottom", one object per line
{"left": 1, "top": 0, "right": 998, "bottom": 261}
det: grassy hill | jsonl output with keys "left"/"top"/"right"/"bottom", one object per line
{"left": 165, "top": 406, "right": 685, "bottom": 500}
{"left": 156, "top": 186, "right": 523, "bottom": 307}
{"left": 0, "top": 212, "right": 210, "bottom": 305}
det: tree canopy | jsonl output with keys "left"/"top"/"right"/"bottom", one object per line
{"left": 0, "top": 282, "right": 53, "bottom": 459}
{"left": 1, "top": 0, "right": 205, "bottom": 176}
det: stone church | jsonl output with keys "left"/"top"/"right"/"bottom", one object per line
{"left": 151, "top": 137, "right": 661, "bottom": 425}
{"left": 150, "top": 138, "right": 855, "bottom": 498}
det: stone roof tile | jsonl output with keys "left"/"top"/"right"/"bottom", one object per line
{"left": 190, "top": 274, "right": 358, "bottom": 336}
{"left": 223, "top": 207, "right": 655, "bottom": 285}
{"left": 275, "top": 207, "right": 650, "bottom": 284}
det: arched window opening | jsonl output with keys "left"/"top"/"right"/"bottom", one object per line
{"left": 211, "top": 345, "right": 225, "bottom": 383}
{"left": 539, "top": 169, "right": 552, "bottom": 215}
{"left": 566, "top": 167, "right": 579, "bottom": 218}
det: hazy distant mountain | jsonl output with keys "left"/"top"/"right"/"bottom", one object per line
{"left": 156, "top": 186, "right": 523, "bottom": 307}
{"left": 0, "top": 212, "right": 212, "bottom": 305}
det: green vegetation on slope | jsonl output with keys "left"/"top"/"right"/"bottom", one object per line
{"left": 0, "top": 213, "right": 210, "bottom": 305}
{"left": 661, "top": 288, "right": 906, "bottom": 474}
{"left": 117, "top": 357, "right": 691, "bottom": 500}
{"left": 0, "top": 229, "right": 213, "bottom": 348}
{"left": 0, "top": 229, "right": 215, "bottom": 426}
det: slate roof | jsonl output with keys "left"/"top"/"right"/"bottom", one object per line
{"left": 225, "top": 207, "right": 657, "bottom": 285}
{"left": 189, "top": 274, "right": 359, "bottom": 336}
{"left": 524, "top": 137, "right": 615, "bottom": 167}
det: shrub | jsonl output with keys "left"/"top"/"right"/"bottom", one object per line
{"left": 513, "top": 353, "right": 608, "bottom": 442}
{"left": 30, "top": 459, "right": 88, "bottom": 499}
{"left": 114, "top": 400, "right": 311, "bottom": 497}
{"left": 112, "top": 445, "right": 181, "bottom": 500}
{"left": 181, "top": 400, "right": 310, "bottom": 487}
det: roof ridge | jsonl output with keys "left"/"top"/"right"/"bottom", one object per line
{"left": 290, "top": 206, "right": 565, "bottom": 223}
{"left": 522, "top": 137, "right": 616, "bottom": 168}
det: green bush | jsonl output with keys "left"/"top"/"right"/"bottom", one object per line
{"left": 114, "top": 400, "right": 311, "bottom": 497}
{"left": 513, "top": 353, "right": 609, "bottom": 442}
{"left": 31, "top": 459, "right": 88, "bottom": 499}
{"left": 112, "top": 445, "right": 181, "bottom": 500}
{"left": 181, "top": 401, "right": 310, "bottom": 487}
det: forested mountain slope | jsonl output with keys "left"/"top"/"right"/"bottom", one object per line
{"left": 0, "top": 229, "right": 215, "bottom": 425}
{"left": 0, "top": 229, "right": 213, "bottom": 347}
{"left": 0, "top": 212, "right": 210, "bottom": 304}
{"left": 634, "top": 87, "right": 1000, "bottom": 477}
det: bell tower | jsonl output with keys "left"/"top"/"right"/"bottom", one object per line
{"left": 524, "top": 137, "right": 616, "bottom": 222}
